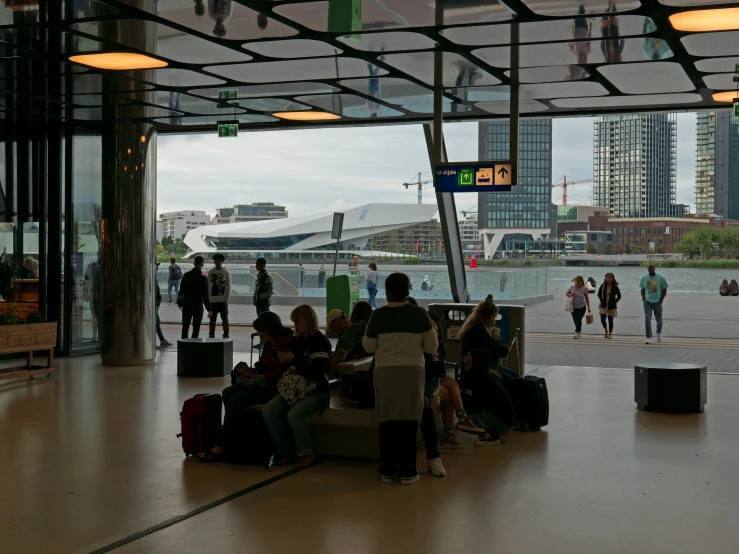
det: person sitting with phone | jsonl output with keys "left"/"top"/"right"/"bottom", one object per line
{"left": 196, "top": 311, "right": 293, "bottom": 462}
{"left": 459, "top": 295, "right": 518, "bottom": 380}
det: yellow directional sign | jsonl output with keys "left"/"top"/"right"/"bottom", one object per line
{"left": 494, "top": 164, "right": 512, "bottom": 186}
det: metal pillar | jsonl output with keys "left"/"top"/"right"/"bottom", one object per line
{"left": 100, "top": 4, "right": 158, "bottom": 365}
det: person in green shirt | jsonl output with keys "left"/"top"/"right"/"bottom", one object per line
{"left": 326, "top": 309, "right": 369, "bottom": 378}
{"left": 639, "top": 264, "right": 668, "bottom": 344}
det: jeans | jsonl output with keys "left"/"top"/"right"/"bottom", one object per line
{"left": 571, "top": 306, "right": 586, "bottom": 333}
{"left": 469, "top": 409, "right": 514, "bottom": 436}
{"left": 168, "top": 279, "right": 181, "bottom": 302}
{"left": 181, "top": 306, "right": 204, "bottom": 339}
{"left": 263, "top": 394, "right": 321, "bottom": 457}
{"left": 419, "top": 406, "right": 439, "bottom": 460}
{"left": 501, "top": 366, "right": 518, "bottom": 381}
{"left": 378, "top": 420, "right": 419, "bottom": 478}
{"left": 156, "top": 306, "right": 165, "bottom": 342}
{"left": 209, "top": 302, "right": 230, "bottom": 338}
{"left": 220, "top": 383, "right": 278, "bottom": 453}
{"left": 367, "top": 285, "right": 379, "bottom": 309}
{"left": 255, "top": 301, "right": 270, "bottom": 316}
{"left": 643, "top": 300, "right": 663, "bottom": 338}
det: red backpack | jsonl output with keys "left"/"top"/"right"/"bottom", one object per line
{"left": 177, "top": 394, "right": 222, "bottom": 457}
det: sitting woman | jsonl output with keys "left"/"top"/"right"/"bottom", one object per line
{"left": 459, "top": 349, "right": 516, "bottom": 446}
{"left": 197, "top": 311, "right": 293, "bottom": 462}
{"left": 263, "top": 304, "right": 331, "bottom": 469}
{"left": 459, "top": 295, "right": 518, "bottom": 381}
{"left": 349, "top": 300, "right": 373, "bottom": 324}
{"left": 730, "top": 279, "right": 739, "bottom": 296}
{"left": 720, "top": 279, "right": 730, "bottom": 296}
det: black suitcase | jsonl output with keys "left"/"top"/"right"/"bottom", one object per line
{"left": 503, "top": 375, "right": 549, "bottom": 431}
{"left": 225, "top": 407, "right": 275, "bottom": 468}
{"left": 342, "top": 369, "right": 375, "bottom": 409}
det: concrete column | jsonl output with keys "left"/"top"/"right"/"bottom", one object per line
{"left": 100, "top": 2, "right": 157, "bottom": 365}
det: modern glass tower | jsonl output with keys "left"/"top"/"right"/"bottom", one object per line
{"left": 593, "top": 114, "right": 677, "bottom": 218}
{"left": 695, "top": 111, "right": 739, "bottom": 218}
{"left": 477, "top": 119, "right": 553, "bottom": 257}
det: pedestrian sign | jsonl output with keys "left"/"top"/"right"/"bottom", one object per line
{"left": 218, "top": 123, "right": 238, "bottom": 138}
{"left": 218, "top": 89, "right": 238, "bottom": 101}
{"left": 458, "top": 169, "right": 474, "bottom": 186}
{"left": 735, "top": 103, "right": 739, "bottom": 118}
{"left": 735, "top": 62, "right": 739, "bottom": 74}
{"left": 494, "top": 164, "right": 512, "bottom": 186}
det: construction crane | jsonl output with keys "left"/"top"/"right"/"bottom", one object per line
{"left": 403, "top": 172, "right": 432, "bottom": 205}
{"left": 460, "top": 205, "right": 478, "bottom": 217}
{"left": 552, "top": 175, "right": 593, "bottom": 206}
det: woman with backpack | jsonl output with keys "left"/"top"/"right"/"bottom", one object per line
{"left": 196, "top": 311, "right": 293, "bottom": 462}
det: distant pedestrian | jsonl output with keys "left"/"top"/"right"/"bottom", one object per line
{"left": 566, "top": 275, "right": 590, "bottom": 339}
{"left": 178, "top": 256, "right": 212, "bottom": 339}
{"left": 168, "top": 257, "right": 183, "bottom": 304}
{"left": 719, "top": 279, "right": 730, "bottom": 296}
{"left": 731, "top": 279, "right": 739, "bottom": 296}
{"left": 155, "top": 263, "right": 172, "bottom": 348}
{"left": 208, "top": 253, "right": 231, "bottom": 339}
{"left": 253, "top": 257, "right": 273, "bottom": 315}
{"left": 349, "top": 255, "right": 360, "bottom": 275}
{"left": 640, "top": 264, "right": 667, "bottom": 344}
{"left": 597, "top": 272, "right": 621, "bottom": 339}
{"left": 366, "top": 262, "right": 379, "bottom": 308}
{"left": 318, "top": 265, "right": 326, "bottom": 288}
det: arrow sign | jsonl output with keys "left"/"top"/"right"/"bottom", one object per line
{"left": 494, "top": 163, "right": 512, "bottom": 186}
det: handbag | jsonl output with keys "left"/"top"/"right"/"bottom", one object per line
{"left": 565, "top": 296, "right": 574, "bottom": 313}
{"left": 586, "top": 313, "right": 594, "bottom": 325}
{"left": 277, "top": 367, "right": 317, "bottom": 405}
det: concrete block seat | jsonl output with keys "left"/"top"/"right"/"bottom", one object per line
{"left": 635, "top": 362, "right": 707, "bottom": 414}
{"left": 177, "top": 338, "right": 233, "bottom": 377}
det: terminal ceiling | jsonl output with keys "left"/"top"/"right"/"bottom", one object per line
{"left": 3, "top": 0, "right": 739, "bottom": 132}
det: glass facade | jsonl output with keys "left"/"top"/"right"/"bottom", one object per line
{"left": 477, "top": 119, "right": 553, "bottom": 232}
{"left": 695, "top": 111, "right": 739, "bottom": 219}
{"left": 593, "top": 114, "right": 677, "bottom": 218}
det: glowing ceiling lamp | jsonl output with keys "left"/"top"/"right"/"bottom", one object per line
{"left": 712, "top": 91, "right": 739, "bottom": 102}
{"left": 69, "top": 53, "right": 168, "bottom": 71}
{"left": 273, "top": 111, "right": 341, "bottom": 121}
{"left": 670, "top": 8, "right": 739, "bottom": 32}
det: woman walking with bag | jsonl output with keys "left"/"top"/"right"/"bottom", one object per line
{"left": 366, "top": 262, "right": 380, "bottom": 309}
{"left": 597, "top": 273, "right": 621, "bottom": 339}
{"left": 263, "top": 304, "right": 331, "bottom": 469}
{"left": 566, "top": 275, "right": 591, "bottom": 339}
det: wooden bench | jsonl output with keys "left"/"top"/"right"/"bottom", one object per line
{"left": 0, "top": 323, "right": 56, "bottom": 382}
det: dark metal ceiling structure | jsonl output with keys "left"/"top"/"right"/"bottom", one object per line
{"left": 2, "top": 0, "right": 739, "bottom": 132}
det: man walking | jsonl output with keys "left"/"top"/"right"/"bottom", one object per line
{"left": 640, "top": 264, "right": 668, "bottom": 344}
{"left": 178, "top": 256, "right": 211, "bottom": 339}
{"left": 155, "top": 263, "right": 172, "bottom": 348}
{"left": 208, "top": 253, "right": 231, "bottom": 339}
{"left": 253, "top": 257, "right": 273, "bottom": 315}
{"left": 168, "top": 257, "right": 183, "bottom": 304}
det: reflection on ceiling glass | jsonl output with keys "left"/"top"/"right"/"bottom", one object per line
{"left": 238, "top": 98, "right": 312, "bottom": 112}
{"left": 192, "top": 82, "right": 338, "bottom": 98}
{"left": 441, "top": 16, "right": 654, "bottom": 46}
{"left": 74, "top": 107, "right": 102, "bottom": 120}
{"left": 157, "top": 0, "right": 297, "bottom": 40}
{"left": 476, "top": 99, "right": 548, "bottom": 113}
{"left": 695, "top": 57, "right": 739, "bottom": 73}
{"left": 474, "top": 38, "right": 673, "bottom": 68}
{"left": 244, "top": 39, "right": 340, "bottom": 58}
{"left": 384, "top": 52, "right": 501, "bottom": 87}
{"left": 552, "top": 93, "right": 701, "bottom": 109}
{"left": 337, "top": 31, "right": 437, "bottom": 52}
{"left": 134, "top": 68, "right": 225, "bottom": 87}
{"left": 155, "top": 114, "right": 277, "bottom": 126}
{"left": 504, "top": 66, "right": 591, "bottom": 83}
{"left": 453, "top": 82, "right": 609, "bottom": 102}
{"left": 598, "top": 62, "right": 694, "bottom": 94}
{"left": 340, "top": 77, "right": 432, "bottom": 105}
{"left": 296, "top": 93, "right": 403, "bottom": 118}
{"left": 523, "top": 0, "right": 641, "bottom": 16}
{"left": 682, "top": 31, "right": 739, "bottom": 57}
{"left": 68, "top": 74, "right": 155, "bottom": 95}
{"left": 130, "top": 91, "right": 248, "bottom": 115}
{"left": 703, "top": 73, "right": 738, "bottom": 91}
{"left": 659, "top": 0, "right": 738, "bottom": 5}
{"left": 402, "top": 100, "right": 469, "bottom": 114}
{"left": 206, "top": 57, "right": 387, "bottom": 83}
{"left": 274, "top": 0, "right": 514, "bottom": 32}
{"left": 67, "top": 0, "right": 119, "bottom": 18}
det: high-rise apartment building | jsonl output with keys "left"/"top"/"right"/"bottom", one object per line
{"left": 212, "top": 202, "right": 288, "bottom": 224}
{"left": 593, "top": 114, "right": 677, "bottom": 218}
{"left": 695, "top": 111, "right": 739, "bottom": 219}
{"left": 477, "top": 118, "right": 554, "bottom": 257}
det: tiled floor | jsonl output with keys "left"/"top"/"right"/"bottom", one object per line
{"left": 2, "top": 354, "right": 737, "bottom": 553}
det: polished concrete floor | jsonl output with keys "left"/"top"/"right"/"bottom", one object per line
{"left": 1, "top": 352, "right": 737, "bottom": 554}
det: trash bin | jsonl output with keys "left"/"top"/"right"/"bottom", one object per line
{"left": 326, "top": 274, "right": 360, "bottom": 316}
{"left": 428, "top": 302, "right": 526, "bottom": 376}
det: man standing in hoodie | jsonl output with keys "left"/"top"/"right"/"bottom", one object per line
{"left": 208, "top": 253, "right": 231, "bottom": 339}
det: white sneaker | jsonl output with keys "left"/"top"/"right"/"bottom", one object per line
{"left": 574, "top": 333, "right": 579, "bottom": 339}
{"left": 578, "top": 332, "right": 582, "bottom": 338}
{"left": 645, "top": 338, "right": 652, "bottom": 344}
{"left": 657, "top": 334, "right": 662, "bottom": 343}
{"left": 401, "top": 475, "right": 420, "bottom": 485}
{"left": 428, "top": 458, "right": 446, "bottom": 477}
{"left": 381, "top": 475, "right": 396, "bottom": 484}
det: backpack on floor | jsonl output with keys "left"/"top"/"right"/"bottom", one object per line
{"left": 177, "top": 394, "right": 222, "bottom": 457}
{"left": 503, "top": 375, "right": 549, "bottom": 432}
{"left": 226, "top": 407, "right": 275, "bottom": 468}
{"left": 342, "top": 368, "right": 375, "bottom": 409}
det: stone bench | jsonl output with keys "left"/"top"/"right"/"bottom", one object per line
{"left": 336, "top": 356, "right": 373, "bottom": 397}
{"left": 177, "top": 338, "right": 233, "bottom": 377}
{"left": 635, "top": 362, "right": 707, "bottom": 414}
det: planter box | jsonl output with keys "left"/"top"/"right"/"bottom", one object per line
{"left": 0, "top": 322, "right": 57, "bottom": 382}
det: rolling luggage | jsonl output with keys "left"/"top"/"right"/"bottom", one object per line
{"left": 503, "top": 375, "right": 549, "bottom": 431}
{"left": 177, "top": 394, "right": 222, "bottom": 457}
{"left": 226, "top": 407, "right": 275, "bottom": 468}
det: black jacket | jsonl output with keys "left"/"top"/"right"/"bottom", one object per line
{"left": 253, "top": 269, "right": 273, "bottom": 306}
{"left": 156, "top": 281, "right": 162, "bottom": 307}
{"left": 458, "top": 350, "right": 515, "bottom": 425}
{"left": 288, "top": 331, "right": 332, "bottom": 393}
{"left": 597, "top": 283, "right": 622, "bottom": 311}
{"left": 178, "top": 267, "right": 211, "bottom": 311}
{"left": 461, "top": 323, "right": 509, "bottom": 366}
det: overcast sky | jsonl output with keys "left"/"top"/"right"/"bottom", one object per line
{"left": 158, "top": 113, "right": 697, "bottom": 219}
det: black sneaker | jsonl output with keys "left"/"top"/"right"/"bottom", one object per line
{"left": 474, "top": 431, "right": 501, "bottom": 447}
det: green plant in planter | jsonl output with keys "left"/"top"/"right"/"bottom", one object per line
{"left": 0, "top": 307, "right": 22, "bottom": 326}
{"left": 25, "top": 311, "right": 46, "bottom": 324}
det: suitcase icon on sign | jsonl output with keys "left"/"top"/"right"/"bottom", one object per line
{"left": 476, "top": 168, "right": 493, "bottom": 186}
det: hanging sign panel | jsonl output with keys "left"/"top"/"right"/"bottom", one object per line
{"left": 434, "top": 161, "right": 514, "bottom": 193}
